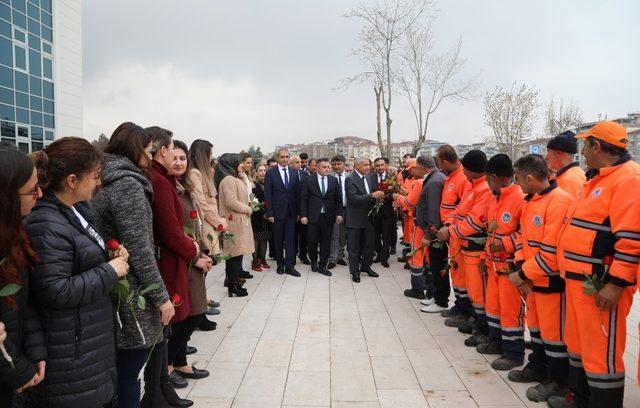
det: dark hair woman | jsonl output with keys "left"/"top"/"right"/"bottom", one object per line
{"left": 215, "top": 153, "right": 255, "bottom": 297}
{"left": 24, "top": 137, "right": 129, "bottom": 408}
{"left": 0, "top": 142, "right": 46, "bottom": 407}
{"left": 145, "top": 126, "right": 198, "bottom": 408}
{"left": 166, "top": 140, "right": 212, "bottom": 385}
{"left": 251, "top": 164, "right": 272, "bottom": 271}
{"left": 90, "top": 122, "right": 174, "bottom": 408}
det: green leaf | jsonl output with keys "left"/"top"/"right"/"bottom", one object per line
{"left": 582, "top": 280, "right": 598, "bottom": 295}
{"left": 431, "top": 242, "right": 443, "bottom": 249}
{"left": 137, "top": 296, "right": 146, "bottom": 310}
{"left": 139, "top": 282, "right": 161, "bottom": 296}
{"left": 206, "top": 233, "right": 214, "bottom": 243}
{"left": 0, "top": 284, "right": 22, "bottom": 297}
{"left": 119, "top": 277, "right": 130, "bottom": 289}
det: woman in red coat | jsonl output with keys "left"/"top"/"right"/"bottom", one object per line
{"left": 144, "top": 126, "right": 199, "bottom": 408}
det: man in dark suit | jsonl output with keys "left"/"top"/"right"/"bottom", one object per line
{"left": 328, "top": 154, "right": 348, "bottom": 269}
{"left": 300, "top": 158, "right": 343, "bottom": 276}
{"left": 291, "top": 155, "right": 311, "bottom": 265}
{"left": 368, "top": 157, "right": 396, "bottom": 268}
{"left": 265, "top": 148, "right": 301, "bottom": 277}
{"left": 345, "top": 157, "right": 386, "bottom": 282}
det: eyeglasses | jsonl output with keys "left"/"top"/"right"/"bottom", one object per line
{"left": 19, "top": 183, "right": 42, "bottom": 199}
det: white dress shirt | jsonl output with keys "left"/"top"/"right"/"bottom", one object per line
{"left": 354, "top": 170, "right": 371, "bottom": 194}
{"left": 278, "top": 164, "right": 289, "bottom": 185}
{"left": 334, "top": 172, "right": 347, "bottom": 206}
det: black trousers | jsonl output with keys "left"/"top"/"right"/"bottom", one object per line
{"left": 274, "top": 218, "right": 296, "bottom": 268}
{"left": 167, "top": 314, "right": 204, "bottom": 367}
{"left": 347, "top": 223, "right": 374, "bottom": 276}
{"left": 297, "top": 222, "right": 309, "bottom": 259}
{"left": 374, "top": 215, "right": 396, "bottom": 261}
{"left": 144, "top": 326, "right": 170, "bottom": 392}
{"left": 225, "top": 255, "right": 243, "bottom": 279}
{"left": 307, "top": 214, "right": 334, "bottom": 268}
{"left": 427, "top": 243, "right": 451, "bottom": 307}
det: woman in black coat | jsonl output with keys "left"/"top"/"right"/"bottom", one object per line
{"left": 0, "top": 143, "right": 46, "bottom": 407}
{"left": 24, "top": 138, "right": 129, "bottom": 408}
{"left": 251, "top": 164, "right": 272, "bottom": 271}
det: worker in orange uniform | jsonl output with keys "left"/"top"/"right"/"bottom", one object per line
{"left": 546, "top": 131, "right": 586, "bottom": 198}
{"left": 396, "top": 159, "right": 422, "bottom": 270}
{"left": 550, "top": 121, "right": 640, "bottom": 408}
{"left": 396, "top": 154, "right": 415, "bottom": 257}
{"left": 434, "top": 145, "right": 473, "bottom": 321}
{"left": 507, "top": 154, "right": 574, "bottom": 403}
{"left": 437, "top": 150, "right": 492, "bottom": 339}
{"left": 477, "top": 154, "right": 526, "bottom": 371}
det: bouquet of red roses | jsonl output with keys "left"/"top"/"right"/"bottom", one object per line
{"left": 370, "top": 174, "right": 402, "bottom": 215}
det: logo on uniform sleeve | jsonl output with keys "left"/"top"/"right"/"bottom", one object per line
{"left": 448, "top": 183, "right": 454, "bottom": 191}
{"left": 533, "top": 215, "right": 543, "bottom": 227}
{"left": 502, "top": 212, "right": 512, "bottom": 223}
{"left": 591, "top": 188, "right": 602, "bottom": 198}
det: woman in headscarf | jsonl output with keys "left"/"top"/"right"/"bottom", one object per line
{"left": 214, "top": 154, "right": 254, "bottom": 297}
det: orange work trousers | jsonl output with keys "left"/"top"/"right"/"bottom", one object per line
{"left": 461, "top": 250, "right": 487, "bottom": 333}
{"left": 485, "top": 268, "right": 526, "bottom": 361}
{"left": 564, "top": 279, "right": 634, "bottom": 407}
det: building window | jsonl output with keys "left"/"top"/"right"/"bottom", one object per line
{"left": 14, "top": 28, "right": 26, "bottom": 43}
{"left": 14, "top": 44, "right": 26, "bottom": 70}
{"left": 0, "top": 86, "right": 12, "bottom": 104}
{"left": 12, "top": 11, "right": 26, "bottom": 30}
{"left": 0, "top": 102, "right": 15, "bottom": 121}
{"left": 0, "top": 36, "right": 12, "bottom": 66}
{"left": 1, "top": 120, "right": 15, "bottom": 137}
{"left": 28, "top": 48, "right": 40, "bottom": 76}
{"left": 13, "top": 0, "right": 26, "bottom": 13}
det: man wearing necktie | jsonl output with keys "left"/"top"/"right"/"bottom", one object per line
{"left": 264, "top": 148, "right": 301, "bottom": 277}
{"left": 328, "top": 155, "right": 348, "bottom": 269}
{"left": 300, "top": 158, "right": 343, "bottom": 276}
{"left": 345, "top": 157, "right": 386, "bottom": 282}
{"left": 368, "top": 157, "right": 396, "bottom": 268}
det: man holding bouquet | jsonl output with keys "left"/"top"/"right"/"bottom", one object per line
{"left": 369, "top": 157, "right": 396, "bottom": 268}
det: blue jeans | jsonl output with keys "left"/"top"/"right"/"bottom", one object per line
{"left": 116, "top": 348, "right": 149, "bottom": 408}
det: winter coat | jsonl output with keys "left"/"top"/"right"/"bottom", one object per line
{"left": 188, "top": 169, "right": 224, "bottom": 255}
{"left": 24, "top": 193, "right": 117, "bottom": 408}
{"left": 150, "top": 161, "right": 198, "bottom": 323}
{"left": 0, "top": 264, "right": 46, "bottom": 407}
{"left": 218, "top": 175, "right": 255, "bottom": 257}
{"left": 177, "top": 183, "right": 208, "bottom": 317}
{"left": 90, "top": 153, "right": 170, "bottom": 349}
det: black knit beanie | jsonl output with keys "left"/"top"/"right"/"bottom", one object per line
{"left": 547, "top": 130, "right": 578, "bottom": 154}
{"left": 485, "top": 153, "right": 514, "bottom": 178}
{"left": 461, "top": 150, "right": 487, "bottom": 173}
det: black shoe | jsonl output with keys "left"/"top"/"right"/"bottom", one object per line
{"left": 337, "top": 259, "right": 347, "bottom": 266}
{"left": 175, "top": 365, "right": 210, "bottom": 379}
{"left": 352, "top": 274, "right": 361, "bottom": 283}
{"left": 404, "top": 289, "right": 426, "bottom": 299}
{"left": 457, "top": 319, "right": 474, "bottom": 334}
{"left": 464, "top": 331, "right": 490, "bottom": 347}
{"left": 327, "top": 262, "right": 336, "bottom": 270}
{"left": 507, "top": 366, "right": 546, "bottom": 383}
{"left": 363, "top": 268, "right": 379, "bottom": 277}
{"left": 381, "top": 260, "right": 390, "bottom": 268}
{"left": 277, "top": 266, "right": 285, "bottom": 274}
{"left": 390, "top": 248, "right": 396, "bottom": 255}
{"left": 141, "top": 389, "right": 172, "bottom": 408}
{"left": 207, "top": 299, "right": 221, "bottom": 308}
{"left": 318, "top": 267, "right": 332, "bottom": 276}
{"left": 161, "top": 383, "right": 193, "bottom": 407}
{"left": 285, "top": 267, "right": 301, "bottom": 277}
{"left": 228, "top": 282, "right": 248, "bottom": 297}
{"left": 311, "top": 263, "right": 319, "bottom": 272}
{"left": 239, "top": 271, "right": 253, "bottom": 279}
{"left": 197, "top": 317, "right": 217, "bottom": 331}
{"left": 299, "top": 256, "right": 311, "bottom": 265}
{"left": 186, "top": 345, "right": 197, "bottom": 355}
{"left": 403, "top": 263, "right": 410, "bottom": 270}
{"left": 372, "top": 257, "right": 381, "bottom": 264}
{"left": 397, "top": 256, "right": 406, "bottom": 262}
{"left": 169, "top": 371, "right": 188, "bottom": 389}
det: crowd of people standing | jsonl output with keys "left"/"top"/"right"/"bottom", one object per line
{"left": 0, "top": 119, "right": 639, "bottom": 408}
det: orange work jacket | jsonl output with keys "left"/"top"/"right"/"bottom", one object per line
{"left": 448, "top": 176, "right": 491, "bottom": 252}
{"left": 483, "top": 184, "right": 524, "bottom": 271}
{"left": 441, "top": 165, "right": 471, "bottom": 225}
{"left": 551, "top": 162, "right": 586, "bottom": 199}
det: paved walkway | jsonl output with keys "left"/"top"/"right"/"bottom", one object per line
{"left": 180, "top": 256, "right": 640, "bottom": 407}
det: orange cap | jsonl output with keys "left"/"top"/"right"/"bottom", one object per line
{"left": 576, "top": 121, "right": 628, "bottom": 148}
{"left": 406, "top": 158, "right": 417, "bottom": 170}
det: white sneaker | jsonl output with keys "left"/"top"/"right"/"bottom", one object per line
{"left": 421, "top": 304, "right": 448, "bottom": 313}
{"left": 420, "top": 298, "right": 435, "bottom": 306}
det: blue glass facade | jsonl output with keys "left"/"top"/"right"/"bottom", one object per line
{"left": 0, "top": 0, "right": 54, "bottom": 153}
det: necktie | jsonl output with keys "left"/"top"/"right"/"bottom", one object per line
{"left": 338, "top": 174, "right": 344, "bottom": 206}
{"left": 362, "top": 175, "right": 370, "bottom": 194}
{"left": 283, "top": 167, "right": 289, "bottom": 188}
{"left": 321, "top": 177, "right": 326, "bottom": 213}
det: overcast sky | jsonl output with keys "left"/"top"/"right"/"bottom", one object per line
{"left": 82, "top": 0, "right": 639, "bottom": 153}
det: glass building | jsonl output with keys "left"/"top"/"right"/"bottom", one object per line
{"left": 0, "top": 0, "right": 55, "bottom": 153}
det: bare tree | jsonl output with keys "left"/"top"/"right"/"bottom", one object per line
{"left": 544, "top": 98, "right": 583, "bottom": 136}
{"left": 483, "top": 83, "right": 539, "bottom": 159}
{"left": 342, "top": 0, "right": 432, "bottom": 158}
{"left": 397, "top": 25, "right": 479, "bottom": 155}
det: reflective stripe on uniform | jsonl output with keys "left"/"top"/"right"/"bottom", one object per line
{"left": 563, "top": 251, "right": 604, "bottom": 264}
{"left": 570, "top": 218, "right": 612, "bottom": 232}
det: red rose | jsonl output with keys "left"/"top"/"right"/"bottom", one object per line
{"left": 228, "top": 214, "right": 234, "bottom": 221}
{"left": 216, "top": 224, "right": 224, "bottom": 231}
{"left": 479, "top": 215, "right": 487, "bottom": 223}
{"left": 380, "top": 182, "right": 389, "bottom": 191}
{"left": 498, "top": 254, "right": 507, "bottom": 262}
{"left": 189, "top": 210, "right": 198, "bottom": 220}
{"left": 428, "top": 225, "right": 437, "bottom": 234}
{"left": 106, "top": 239, "right": 120, "bottom": 252}
{"left": 172, "top": 293, "right": 182, "bottom": 306}
{"left": 603, "top": 256, "right": 613, "bottom": 267}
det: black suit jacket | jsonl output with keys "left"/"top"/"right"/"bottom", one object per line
{"left": 264, "top": 166, "right": 299, "bottom": 220}
{"left": 345, "top": 171, "right": 376, "bottom": 228}
{"left": 300, "top": 173, "right": 343, "bottom": 223}
{"left": 368, "top": 171, "right": 395, "bottom": 218}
